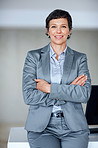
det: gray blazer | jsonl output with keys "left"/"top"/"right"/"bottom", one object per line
{"left": 22, "top": 44, "right": 91, "bottom": 132}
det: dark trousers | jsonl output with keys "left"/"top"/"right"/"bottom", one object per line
{"left": 27, "top": 115, "right": 89, "bottom": 148}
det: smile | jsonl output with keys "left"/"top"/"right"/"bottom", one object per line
{"left": 55, "top": 35, "right": 63, "bottom": 39}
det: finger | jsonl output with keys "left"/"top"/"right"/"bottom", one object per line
{"left": 81, "top": 81, "right": 86, "bottom": 86}
{"left": 77, "top": 76, "right": 87, "bottom": 85}
{"left": 80, "top": 76, "right": 87, "bottom": 83}
{"left": 34, "top": 79, "right": 42, "bottom": 82}
{"left": 78, "top": 81, "right": 86, "bottom": 86}
{"left": 71, "top": 75, "right": 84, "bottom": 84}
{"left": 73, "top": 74, "right": 84, "bottom": 83}
{"left": 77, "top": 75, "right": 87, "bottom": 82}
{"left": 78, "top": 74, "right": 85, "bottom": 78}
{"left": 76, "top": 74, "right": 85, "bottom": 81}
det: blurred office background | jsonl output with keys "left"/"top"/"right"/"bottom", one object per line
{"left": 0, "top": 0, "right": 98, "bottom": 147}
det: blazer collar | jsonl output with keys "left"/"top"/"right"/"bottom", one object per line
{"left": 41, "top": 43, "right": 50, "bottom": 53}
{"left": 39, "top": 44, "right": 50, "bottom": 83}
{"left": 40, "top": 44, "right": 74, "bottom": 84}
{"left": 61, "top": 46, "right": 74, "bottom": 84}
{"left": 41, "top": 43, "right": 74, "bottom": 55}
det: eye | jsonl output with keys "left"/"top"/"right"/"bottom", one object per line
{"left": 51, "top": 25, "right": 56, "bottom": 28}
{"left": 62, "top": 26, "right": 66, "bottom": 28}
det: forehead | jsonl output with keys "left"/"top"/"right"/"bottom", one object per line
{"left": 49, "top": 18, "right": 68, "bottom": 25}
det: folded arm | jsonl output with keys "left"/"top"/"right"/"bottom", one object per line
{"left": 22, "top": 51, "right": 56, "bottom": 106}
{"left": 36, "top": 54, "right": 91, "bottom": 103}
{"left": 50, "top": 54, "right": 91, "bottom": 103}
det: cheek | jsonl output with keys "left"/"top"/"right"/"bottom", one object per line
{"left": 63, "top": 30, "right": 69, "bottom": 34}
{"left": 49, "top": 29, "right": 55, "bottom": 34}
{"left": 62, "top": 28, "right": 70, "bottom": 34}
{"left": 49, "top": 32, "right": 55, "bottom": 39}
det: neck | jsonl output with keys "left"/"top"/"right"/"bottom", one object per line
{"left": 51, "top": 42, "right": 66, "bottom": 56}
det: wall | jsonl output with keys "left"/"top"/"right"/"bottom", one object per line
{"left": 0, "top": 28, "right": 98, "bottom": 146}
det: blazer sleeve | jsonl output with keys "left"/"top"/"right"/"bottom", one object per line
{"left": 50, "top": 54, "right": 91, "bottom": 103}
{"left": 22, "top": 51, "right": 57, "bottom": 106}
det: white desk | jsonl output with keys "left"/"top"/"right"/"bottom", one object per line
{"left": 7, "top": 127, "right": 98, "bottom": 148}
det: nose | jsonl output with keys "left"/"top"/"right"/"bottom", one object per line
{"left": 56, "top": 27, "right": 61, "bottom": 33}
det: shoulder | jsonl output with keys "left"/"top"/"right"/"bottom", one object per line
{"left": 28, "top": 47, "right": 42, "bottom": 57}
{"left": 26, "top": 44, "right": 49, "bottom": 61}
{"left": 68, "top": 46, "right": 87, "bottom": 58}
{"left": 28, "top": 44, "right": 49, "bottom": 54}
{"left": 67, "top": 47, "right": 88, "bottom": 66}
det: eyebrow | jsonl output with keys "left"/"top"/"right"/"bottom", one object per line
{"left": 50, "top": 23, "right": 67, "bottom": 26}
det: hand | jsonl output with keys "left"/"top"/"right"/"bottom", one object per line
{"left": 70, "top": 74, "right": 87, "bottom": 86}
{"left": 34, "top": 79, "right": 51, "bottom": 93}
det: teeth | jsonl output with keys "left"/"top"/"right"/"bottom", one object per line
{"left": 56, "top": 36, "right": 62, "bottom": 37}
{"left": 55, "top": 35, "right": 63, "bottom": 39}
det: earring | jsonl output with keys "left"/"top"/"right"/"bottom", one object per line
{"left": 67, "top": 35, "right": 70, "bottom": 39}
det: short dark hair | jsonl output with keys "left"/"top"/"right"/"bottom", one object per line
{"left": 45, "top": 9, "right": 72, "bottom": 39}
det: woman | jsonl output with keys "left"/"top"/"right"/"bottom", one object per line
{"left": 22, "top": 9, "right": 91, "bottom": 148}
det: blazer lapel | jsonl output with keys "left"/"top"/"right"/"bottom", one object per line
{"left": 62, "top": 47, "right": 74, "bottom": 84}
{"left": 37, "top": 45, "right": 74, "bottom": 84}
{"left": 37, "top": 44, "right": 51, "bottom": 83}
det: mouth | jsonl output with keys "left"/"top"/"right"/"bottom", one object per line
{"left": 54, "top": 35, "right": 63, "bottom": 39}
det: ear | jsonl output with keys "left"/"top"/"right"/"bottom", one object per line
{"left": 46, "top": 28, "right": 49, "bottom": 36}
{"left": 68, "top": 30, "right": 71, "bottom": 36}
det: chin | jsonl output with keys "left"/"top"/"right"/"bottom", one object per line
{"left": 53, "top": 41, "right": 66, "bottom": 45}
